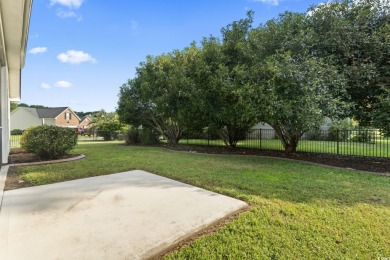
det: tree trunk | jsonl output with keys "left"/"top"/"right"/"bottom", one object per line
{"left": 284, "top": 136, "right": 299, "bottom": 154}
{"left": 147, "top": 114, "right": 182, "bottom": 146}
{"left": 272, "top": 125, "right": 301, "bottom": 154}
{"left": 217, "top": 125, "right": 247, "bottom": 148}
{"left": 165, "top": 127, "right": 182, "bottom": 145}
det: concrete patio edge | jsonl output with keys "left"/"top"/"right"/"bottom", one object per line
{"left": 148, "top": 205, "right": 251, "bottom": 259}
{"left": 0, "top": 166, "right": 9, "bottom": 211}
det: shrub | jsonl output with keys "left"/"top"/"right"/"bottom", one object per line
{"left": 11, "top": 129, "right": 23, "bottom": 135}
{"left": 96, "top": 129, "right": 114, "bottom": 141}
{"left": 140, "top": 127, "right": 160, "bottom": 145}
{"left": 305, "top": 129, "right": 324, "bottom": 141}
{"left": 125, "top": 127, "right": 141, "bottom": 145}
{"left": 351, "top": 130, "right": 375, "bottom": 144}
{"left": 327, "top": 127, "right": 350, "bottom": 141}
{"left": 95, "top": 118, "right": 122, "bottom": 141}
{"left": 20, "top": 125, "right": 78, "bottom": 160}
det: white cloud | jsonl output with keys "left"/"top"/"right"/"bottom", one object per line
{"left": 41, "top": 83, "right": 51, "bottom": 89}
{"left": 55, "top": 81, "right": 72, "bottom": 88}
{"left": 57, "top": 9, "right": 75, "bottom": 17}
{"left": 50, "top": 0, "right": 84, "bottom": 9}
{"left": 57, "top": 50, "right": 97, "bottom": 64}
{"left": 51, "top": 0, "right": 83, "bottom": 19}
{"left": 29, "top": 47, "right": 48, "bottom": 55}
{"left": 56, "top": 9, "right": 83, "bottom": 20}
{"left": 250, "top": 0, "right": 279, "bottom": 6}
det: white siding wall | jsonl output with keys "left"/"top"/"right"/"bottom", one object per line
{"left": 251, "top": 122, "right": 274, "bottom": 130}
{"left": 249, "top": 122, "right": 275, "bottom": 139}
{"left": 1, "top": 66, "right": 10, "bottom": 163}
{"left": 10, "top": 109, "right": 41, "bottom": 130}
{"left": 43, "top": 118, "right": 55, "bottom": 126}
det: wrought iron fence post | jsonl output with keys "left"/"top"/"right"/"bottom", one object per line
{"left": 337, "top": 129, "right": 340, "bottom": 155}
{"left": 207, "top": 127, "right": 210, "bottom": 147}
{"left": 259, "top": 129, "right": 262, "bottom": 150}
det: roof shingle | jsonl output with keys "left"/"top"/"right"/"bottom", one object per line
{"left": 36, "top": 107, "right": 68, "bottom": 118}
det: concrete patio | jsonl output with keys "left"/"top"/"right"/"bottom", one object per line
{"left": 0, "top": 170, "right": 247, "bottom": 259}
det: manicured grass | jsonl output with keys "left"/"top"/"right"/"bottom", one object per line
{"left": 14, "top": 142, "right": 390, "bottom": 258}
{"left": 179, "top": 137, "right": 390, "bottom": 157}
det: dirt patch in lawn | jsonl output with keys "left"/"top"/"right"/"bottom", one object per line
{"left": 5, "top": 150, "right": 82, "bottom": 191}
{"left": 162, "top": 145, "right": 390, "bottom": 176}
{"left": 5, "top": 167, "right": 35, "bottom": 190}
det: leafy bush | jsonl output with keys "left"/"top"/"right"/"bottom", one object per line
{"left": 125, "top": 127, "right": 141, "bottom": 144}
{"left": 20, "top": 125, "right": 78, "bottom": 160}
{"left": 351, "top": 130, "right": 375, "bottom": 144}
{"left": 96, "top": 120, "right": 122, "bottom": 141}
{"left": 11, "top": 129, "right": 23, "bottom": 135}
{"left": 305, "top": 129, "right": 324, "bottom": 141}
{"left": 327, "top": 127, "right": 350, "bottom": 141}
{"left": 140, "top": 127, "right": 160, "bottom": 145}
{"left": 326, "top": 119, "right": 357, "bottom": 141}
{"left": 96, "top": 129, "right": 115, "bottom": 141}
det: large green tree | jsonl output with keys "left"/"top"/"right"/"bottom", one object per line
{"left": 254, "top": 53, "right": 346, "bottom": 153}
{"left": 117, "top": 45, "right": 200, "bottom": 145}
{"left": 306, "top": 0, "right": 390, "bottom": 128}
{"left": 249, "top": 11, "right": 347, "bottom": 153}
{"left": 118, "top": 3, "right": 388, "bottom": 152}
{"left": 192, "top": 12, "right": 259, "bottom": 147}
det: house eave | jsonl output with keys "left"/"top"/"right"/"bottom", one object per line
{"left": 0, "top": 0, "right": 33, "bottom": 101}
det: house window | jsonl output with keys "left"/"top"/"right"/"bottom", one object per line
{"left": 65, "top": 112, "right": 71, "bottom": 120}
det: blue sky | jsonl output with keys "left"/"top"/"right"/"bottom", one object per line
{"left": 22, "top": 0, "right": 323, "bottom": 112}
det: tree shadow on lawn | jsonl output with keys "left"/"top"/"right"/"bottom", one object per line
{"left": 154, "top": 155, "right": 390, "bottom": 208}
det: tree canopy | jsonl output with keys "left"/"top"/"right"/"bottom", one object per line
{"left": 305, "top": 0, "right": 390, "bottom": 126}
{"left": 118, "top": 0, "right": 389, "bottom": 151}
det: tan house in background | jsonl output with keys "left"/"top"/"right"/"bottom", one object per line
{"left": 11, "top": 107, "right": 86, "bottom": 130}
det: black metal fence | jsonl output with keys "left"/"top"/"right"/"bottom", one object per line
{"left": 10, "top": 133, "right": 21, "bottom": 148}
{"left": 179, "top": 129, "right": 390, "bottom": 158}
{"left": 9, "top": 128, "right": 390, "bottom": 158}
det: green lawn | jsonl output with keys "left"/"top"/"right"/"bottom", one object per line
{"left": 13, "top": 142, "right": 390, "bottom": 258}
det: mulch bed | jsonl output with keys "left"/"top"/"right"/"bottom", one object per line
{"left": 8, "top": 149, "right": 78, "bottom": 164}
{"left": 162, "top": 145, "right": 390, "bottom": 175}
{"left": 8, "top": 149, "right": 42, "bottom": 164}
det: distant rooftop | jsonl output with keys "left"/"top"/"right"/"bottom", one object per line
{"left": 36, "top": 107, "right": 68, "bottom": 118}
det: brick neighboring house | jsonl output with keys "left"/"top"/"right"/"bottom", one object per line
{"left": 11, "top": 107, "right": 84, "bottom": 130}
{"left": 79, "top": 116, "right": 92, "bottom": 129}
